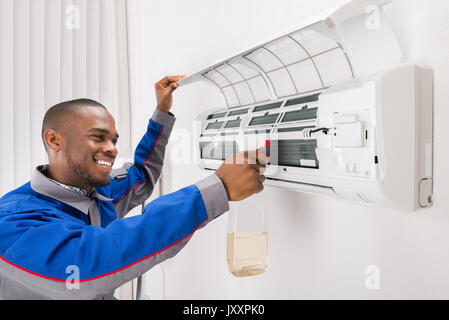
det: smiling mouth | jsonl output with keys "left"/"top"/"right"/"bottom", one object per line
{"left": 93, "top": 156, "right": 116, "bottom": 173}
{"left": 95, "top": 159, "right": 113, "bottom": 167}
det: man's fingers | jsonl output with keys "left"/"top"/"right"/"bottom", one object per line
{"left": 168, "top": 82, "right": 180, "bottom": 93}
{"left": 247, "top": 149, "right": 270, "bottom": 165}
{"left": 245, "top": 150, "right": 262, "bottom": 165}
{"left": 164, "top": 75, "right": 186, "bottom": 83}
{"left": 229, "top": 150, "right": 270, "bottom": 166}
{"left": 252, "top": 163, "right": 265, "bottom": 173}
{"left": 257, "top": 147, "right": 270, "bottom": 165}
{"left": 158, "top": 75, "right": 186, "bottom": 87}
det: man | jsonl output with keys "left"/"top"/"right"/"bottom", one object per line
{"left": 0, "top": 75, "right": 267, "bottom": 300}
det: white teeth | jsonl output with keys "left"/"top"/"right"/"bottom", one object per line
{"left": 96, "top": 160, "right": 112, "bottom": 167}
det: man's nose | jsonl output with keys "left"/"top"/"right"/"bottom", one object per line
{"left": 104, "top": 140, "right": 118, "bottom": 157}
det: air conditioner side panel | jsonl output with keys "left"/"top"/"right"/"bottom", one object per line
{"left": 375, "top": 65, "right": 433, "bottom": 211}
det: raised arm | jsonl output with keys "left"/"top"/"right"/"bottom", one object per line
{"left": 99, "top": 75, "right": 185, "bottom": 217}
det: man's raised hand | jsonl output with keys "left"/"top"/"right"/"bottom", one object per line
{"left": 155, "top": 75, "right": 186, "bottom": 113}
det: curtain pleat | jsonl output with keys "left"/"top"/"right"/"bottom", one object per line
{"left": 73, "top": 0, "right": 87, "bottom": 98}
{"left": 44, "top": 0, "right": 62, "bottom": 109}
{"left": 0, "top": 0, "right": 131, "bottom": 196}
{"left": 13, "top": 0, "right": 31, "bottom": 186}
{"left": 29, "top": 0, "right": 47, "bottom": 174}
{"left": 86, "top": 0, "right": 100, "bottom": 102}
{"left": 0, "top": 0, "right": 15, "bottom": 194}
{"left": 113, "top": 0, "right": 131, "bottom": 153}
{"left": 60, "top": 0, "right": 74, "bottom": 101}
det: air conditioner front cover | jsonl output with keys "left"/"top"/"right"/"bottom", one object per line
{"left": 179, "top": 0, "right": 401, "bottom": 109}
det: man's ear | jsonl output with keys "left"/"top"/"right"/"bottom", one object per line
{"left": 44, "top": 129, "right": 63, "bottom": 151}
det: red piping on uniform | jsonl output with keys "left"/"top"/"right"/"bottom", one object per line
{"left": 0, "top": 218, "right": 208, "bottom": 283}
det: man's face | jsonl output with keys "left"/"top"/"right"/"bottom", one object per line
{"left": 60, "top": 107, "right": 119, "bottom": 189}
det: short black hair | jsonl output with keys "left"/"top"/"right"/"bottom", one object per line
{"left": 41, "top": 99, "right": 106, "bottom": 150}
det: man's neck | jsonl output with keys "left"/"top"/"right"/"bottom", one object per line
{"left": 45, "top": 165, "right": 93, "bottom": 195}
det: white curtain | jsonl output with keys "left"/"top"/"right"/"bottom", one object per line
{"left": 0, "top": 0, "right": 131, "bottom": 197}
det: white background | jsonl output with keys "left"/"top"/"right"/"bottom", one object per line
{"left": 129, "top": 0, "right": 449, "bottom": 299}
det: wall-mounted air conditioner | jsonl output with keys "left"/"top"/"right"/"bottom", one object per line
{"left": 179, "top": 0, "right": 434, "bottom": 212}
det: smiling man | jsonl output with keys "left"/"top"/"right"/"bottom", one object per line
{"left": 0, "top": 75, "right": 267, "bottom": 300}
{"left": 41, "top": 99, "right": 120, "bottom": 192}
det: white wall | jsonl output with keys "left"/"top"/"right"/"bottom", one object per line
{"left": 132, "top": 0, "right": 449, "bottom": 299}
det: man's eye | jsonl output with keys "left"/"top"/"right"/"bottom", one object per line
{"left": 92, "top": 135, "right": 104, "bottom": 140}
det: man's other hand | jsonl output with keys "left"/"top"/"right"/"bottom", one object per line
{"left": 155, "top": 75, "right": 186, "bottom": 113}
{"left": 216, "top": 149, "right": 270, "bottom": 201}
